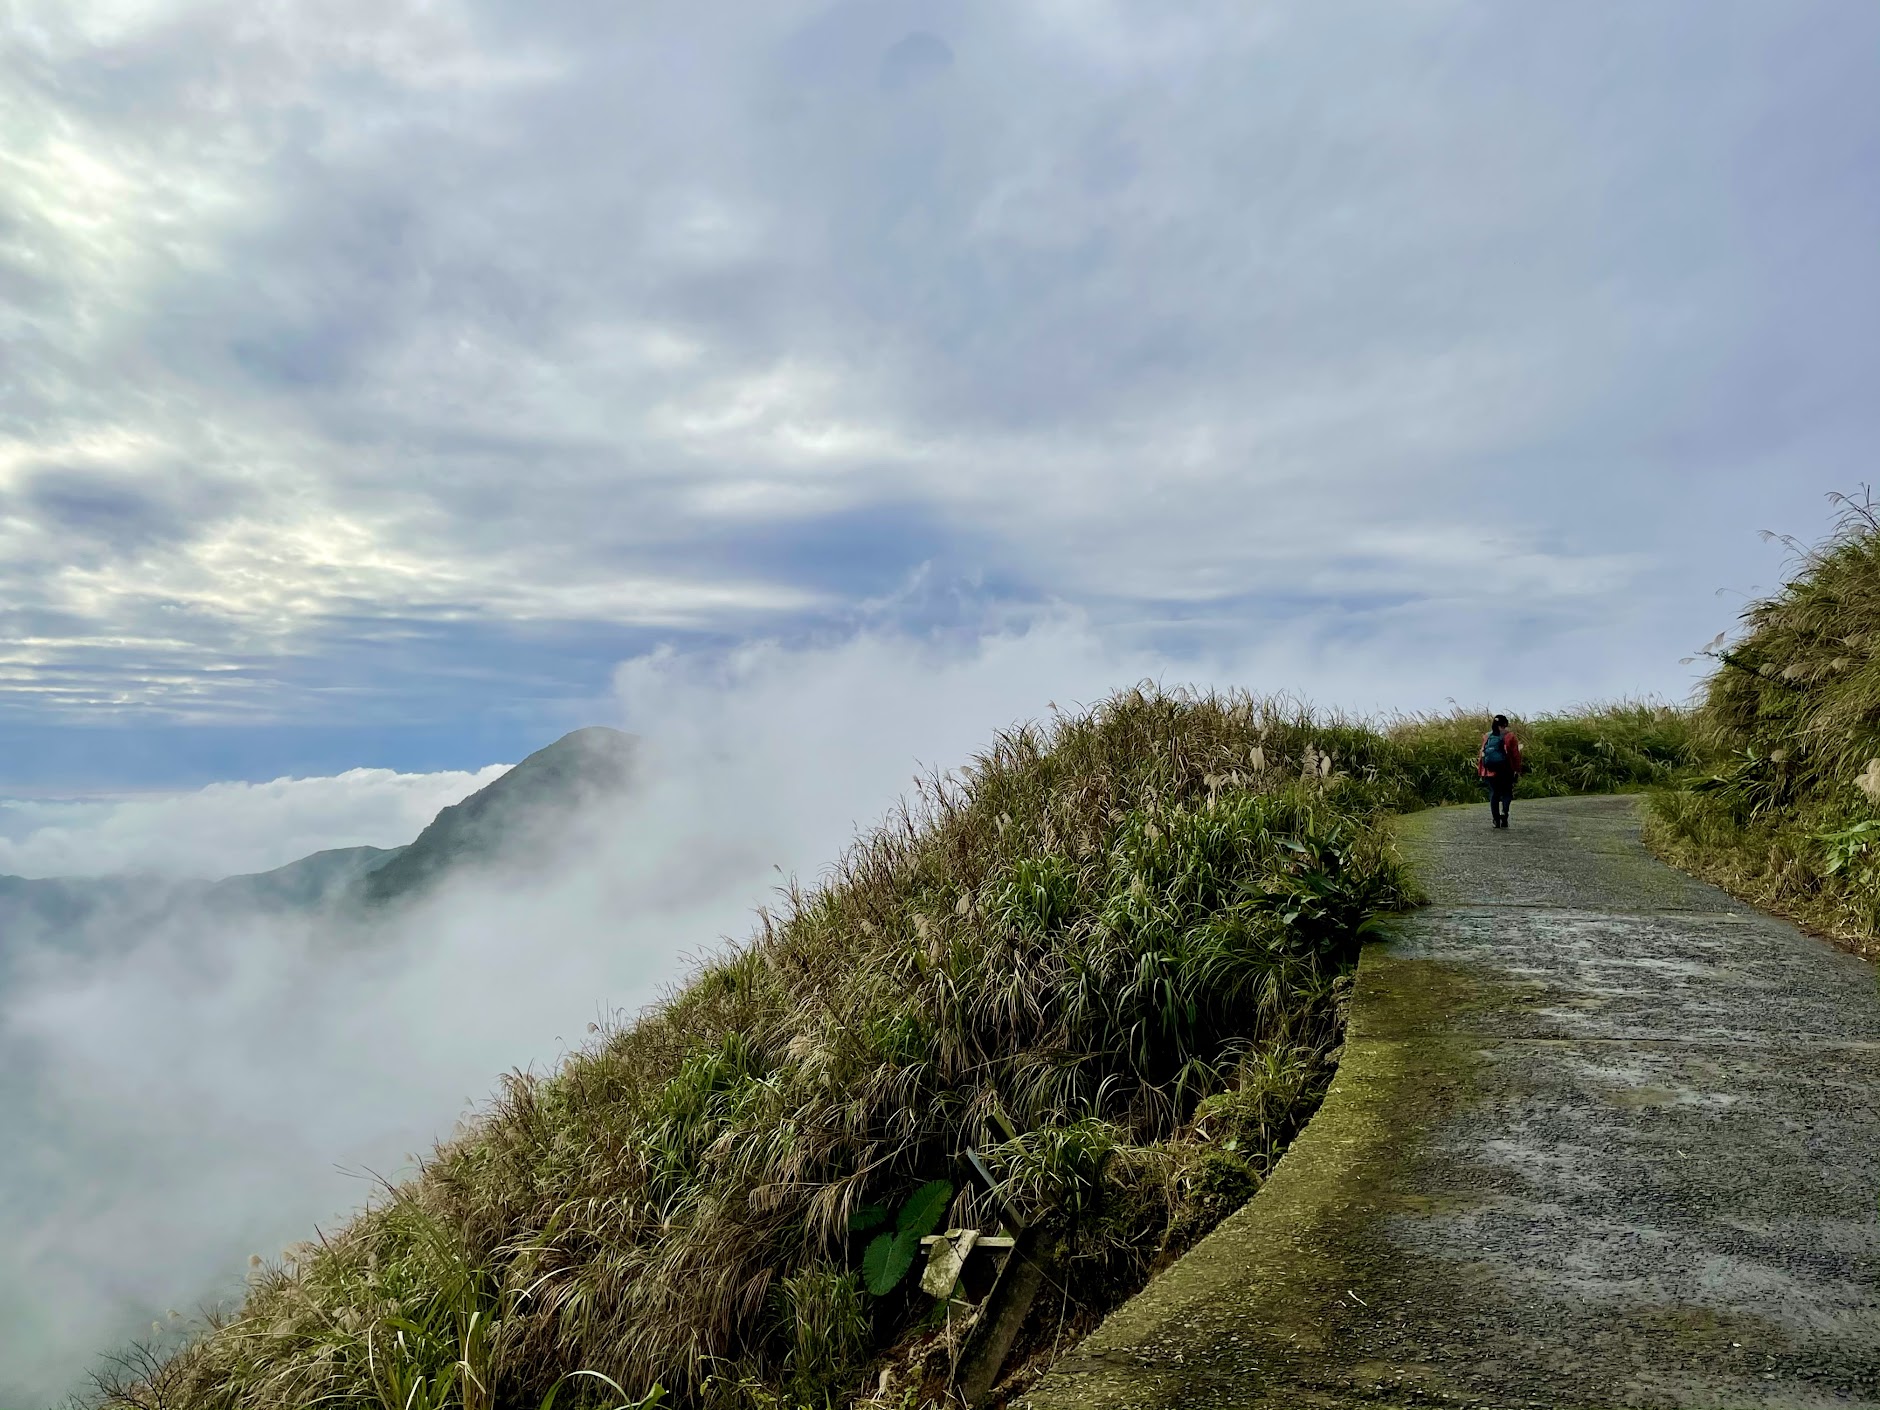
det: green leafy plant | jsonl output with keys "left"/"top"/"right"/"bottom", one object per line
{"left": 1689, "top": 747, "right": 1797, "bottom": 821}
{"left": 538, "top": 1370, "right": 668, "bottom": 1410}
{"left": 777, "top": 1266, "right": 868, "bottom": 1397}
{"left": 987, "top": 1119, "right": 1123, "bottom": 1224}
{"left": 861, "top": 1180, "right": 953, "bottom": 1296}
{"left": 1818, "top": 819, "right": 1880, "bottom": 884}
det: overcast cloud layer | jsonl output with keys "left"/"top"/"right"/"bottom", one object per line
{"left": 4, "top": 1, "right": 1873, "bottom": 790}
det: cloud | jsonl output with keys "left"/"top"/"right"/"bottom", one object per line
{"left": 0, "top": 765, "right": 509, "bottom": 879}
{"left": 0, "top": 787, "right": 705, "bottom": 1403}
{"left": 1, "top": 0, "right": 1872, "bottom": 744}
{"left": 878, "top": 31, "right": 954, "bottom": 92}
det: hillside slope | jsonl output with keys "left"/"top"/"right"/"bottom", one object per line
{"left": 210, "top": 847, "right": 400, "bottom": 912}
{"left": 354, "top": 726, "right": 635, "bottom": 907}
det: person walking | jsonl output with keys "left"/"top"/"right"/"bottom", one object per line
{"left": 1478, "top": 714, "right": 1523, "bottom": 828}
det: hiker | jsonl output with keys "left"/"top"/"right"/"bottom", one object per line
{"left": 1478, "top": 714, "right": 1523, "bottom": 828}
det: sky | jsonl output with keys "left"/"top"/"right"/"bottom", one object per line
{"left": 3, "top": 2, "right": 1878, "bottom": 1399}
{"left": 4, "top": 0, "right": 1874, "bottom": 802}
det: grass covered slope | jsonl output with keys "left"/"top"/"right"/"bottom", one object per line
{"left": 101, "top": 690, "right": 1694, "bottom": 1410}
{"left": 1649, "top": 497, "right": 1880, "bottom": 955}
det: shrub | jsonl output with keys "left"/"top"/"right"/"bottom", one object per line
{"left": 1647, "top": 493, "right": 1880, "bottom": 953}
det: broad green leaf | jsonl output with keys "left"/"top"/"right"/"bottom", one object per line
{"left": 895, "top": 1179, "right": 954, "bottom": 1239}
{"left": 863, "top": 1230, "right": 917, "bottom": 1295}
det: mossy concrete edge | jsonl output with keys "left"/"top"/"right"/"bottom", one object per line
{"left": 1017, "top": 937, "right": 1495, "bottom": 1410}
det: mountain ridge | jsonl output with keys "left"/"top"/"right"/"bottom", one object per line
{"left": 354, "top": 725, "right": 634, "bottom": 907}
{"left": 0, "top": 727, "right": 636, "bottom": 939}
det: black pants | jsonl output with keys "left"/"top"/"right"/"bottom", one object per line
{"left": 1486, "top": 771, "right": 1515, "bottom": 826}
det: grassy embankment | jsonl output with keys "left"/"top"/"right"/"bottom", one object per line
{"left": 1648, "top": 496, "right": 1880, "bottom": 960}
{"left": 98, "top": 690, "right": 1693, "bottom": 1410}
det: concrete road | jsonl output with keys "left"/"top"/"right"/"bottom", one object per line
{"left": 1022, "top": 795, "right": 1880, "bottom": 1409}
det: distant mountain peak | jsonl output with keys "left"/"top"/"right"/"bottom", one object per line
{"left": 353, "top": 727, "right": 635, "bottom": 907}
{"left": 0, "top": 728, "right": 638, "bottom": 941}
